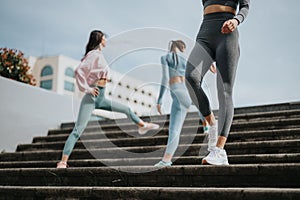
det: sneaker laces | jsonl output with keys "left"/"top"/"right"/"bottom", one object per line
{"left": 207, "top": 122, "right": 218, "bottom": 151}
{"left": 208, "top": 147, "right": 222, "bottom": 158}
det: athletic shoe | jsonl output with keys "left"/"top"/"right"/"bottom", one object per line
{"left": 154, "top": 160, "right": 172, "bottom": 167}
{"left": 56, "top": 161, "right": 69, "bottom": 168}
{"left": 207, "top": 122, "right": 218, "bottom": 152}
{"left": 202, "top": 147, "right": 229, "bottom": 165}
{"left": 138, "top": 122, "right": 160, "bottom": 135}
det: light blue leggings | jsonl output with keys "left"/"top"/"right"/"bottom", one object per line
{"left": 165, "top": 82, "right": 193, "bottom": 155}
{"left": 62, "top": 86, "right": 142, "bottom": 156}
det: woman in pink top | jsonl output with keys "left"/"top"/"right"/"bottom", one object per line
{"left": 57, "top": 30, "right": 160, "bottom": 168}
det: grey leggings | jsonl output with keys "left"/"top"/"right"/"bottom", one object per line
{"left": 185, "top": 13, "right": 240, "bottom": 138}
{"left": 62, "top": 86, "right": 142, "bottom": 156}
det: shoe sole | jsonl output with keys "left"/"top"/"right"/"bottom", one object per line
{"left": 202, "top": 158, "right": 229, "bottom": 166}
{"left": 138, "top": 126, "right": 160, "bottom": 135}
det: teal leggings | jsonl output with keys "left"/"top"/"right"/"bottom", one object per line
{"left": 62, "top": 86, "right": 142, "bottom": 156}
{"left": 165, "top": 83, "right": 192, "bottom": 155}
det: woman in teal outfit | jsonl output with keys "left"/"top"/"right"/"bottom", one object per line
{"left": 155, "top": 40, "right": 216, "bottom": 166}
{"left": 155, "top": 40, "right": 199, "bottom": 166}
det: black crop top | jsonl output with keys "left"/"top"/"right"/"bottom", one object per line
{"left": 202, "top": 0, "right": 250, "bottom": 24}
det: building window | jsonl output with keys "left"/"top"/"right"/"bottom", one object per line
{"left": 141, "top": 102, "right": 145, "bottom": 106}
{"left": 65, "top": 67, "right": 74, "bottom": 78}
{"left": 141, "top": 90, "right": 145, "bottom": 94}
{"left": 108, "top": 92, "right": 112, "bottom": 96}
{"left": 134, "top": 88, "right": 138, "bottom": 92}
{"left": 126, "top": 97, "right": 130, "bottom": 101}
{"left": 41, "top": 65, "right": 53, "bottom": 77}
{"left": 118, "top": 82, "right": 122, "bottom": 86}
{"left": 64, "top": 81, "right": 74, "bottom": 92}
{"left": 126, "top": 85, "right": 130, "bottom": 89}
{"left": 148, "top": 93, "right": 152, "bottom": 96}
{"left": 118, "top": 95, "right": 122, "bottom": 99}
{"left": 134, "top": 100, "right": 138, "bottom": 104}
{"left": 40, "top": 80, "right": 53, "bottom": 90}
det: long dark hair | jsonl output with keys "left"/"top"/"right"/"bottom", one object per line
{"left": 82, "top": 30, "right": 105, "bottom": 60}
{"left": 169, "top": 40, "right": 186, "bottom": 66}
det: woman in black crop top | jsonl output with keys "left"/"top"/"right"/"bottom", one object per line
{"left": 185, "top": 0, "right": 250, "bottom": 165}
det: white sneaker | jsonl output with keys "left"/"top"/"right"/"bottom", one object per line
{"left": 154, "top": 160, "right": 172, "bottom": 167}
{"left": 56, "top": 161, "right": 68, "bottom": 168}
{"left": 202, "top": 147, "right": 229, "bottom": 165}
{"left": 138, "top": 122, "right": 160, "bottom": 135}
{"left": 207, "top": 122, "right": 218, "bottom": 152}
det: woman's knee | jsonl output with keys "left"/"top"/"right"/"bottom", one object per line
{"left": 223, "top": 83, "right": 234, "bottom": 99}
{"left": 181, "top": 96, "right": 192, "bottom": 109}
{"left": 186, "top": 70, "right": 200, "bottom": 85}
{"left": 71, "top": 124, "right": 86, "bottom": 139}
{"left": 70, "top": 131, "right": 80, "bottom": 140}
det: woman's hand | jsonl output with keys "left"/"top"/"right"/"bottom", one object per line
{"left": 91, "top": 87, "right": 99, "bottom": 97}
{"left": 157, "top": 104, "right": 162, "bottom": 115}
{"left": 210, "top": 63, "right": 217, "bottom": 74}
{"left": 221, "top": 19, "right": 239, "bottom": 34}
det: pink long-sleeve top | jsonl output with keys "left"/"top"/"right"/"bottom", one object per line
{"left": 75, "top": 50, "right": 109, "bottom": 93}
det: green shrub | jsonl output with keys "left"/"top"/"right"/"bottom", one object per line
{"left": 0, "top": 47, "right": 36, "bottom": 85}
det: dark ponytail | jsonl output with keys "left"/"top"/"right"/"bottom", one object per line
{"left": 169, "top": 40, "right": 186, "bottom": 53}
{"left": 82, "top": 30, "right": 105, "bottom": 60}
{"left": 169, "top": 40, "right": 186, "bottom": 66}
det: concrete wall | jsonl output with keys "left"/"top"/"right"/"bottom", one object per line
{"left": 0, "top": 76, "right": 81, "bottom": 152}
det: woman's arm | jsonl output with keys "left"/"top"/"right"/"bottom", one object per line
{"left": 157, "top": 56, "right": 169, "bottom": 106}
{"left": 221, "top": 0, "right": 250, "bottom": 34}
{"left": 75, "top": 53, "right": 98, "bottom": 94}
{"left": 234, "top": 0, "right": 250, "bottom": 25}
{"left": 75, "top": 67, "right": 93, "bottom": 94}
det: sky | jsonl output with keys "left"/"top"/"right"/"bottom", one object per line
{"left": 0, "top": 0, "right": 300, "bottom": 108}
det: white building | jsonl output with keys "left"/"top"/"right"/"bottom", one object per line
{"left": 28, "top": 55, "right": 158, "bottom": 118}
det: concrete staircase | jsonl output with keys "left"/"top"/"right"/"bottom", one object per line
{"left": 0, "top": 102, "right": 300, "bottom": 199}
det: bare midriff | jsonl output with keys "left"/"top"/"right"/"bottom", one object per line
{"left": 169, "top": 76, "right": 185, "bottom": 85}
{"left": 95, "top": 78, "right": 108, "bottom": 87}
{"left": 204, "top": 4, "right": 236, "bottom": 15}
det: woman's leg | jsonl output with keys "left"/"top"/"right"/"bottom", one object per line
{"left": 97, "top": 96, "right": 142, "bottom": 125}
{"left": 185, "top": 41, "right": 218, "bottom": 151}
{"left": 95, "top": 87, "right": 159, "bottom": 134}
{"left": 198, "top": 111, "right": 209, "bottom": 133}
{"left": 215, "top": 29, "right": 240, "bottom": 146}
{"left": 185, "top": 42, "right": 214, "bottom": 119}
{"left": 60, "top": 94, "right": 96, "bottom": 164}
{"left": 202, "top": 29, "right": 239, "bottom": 166}
{"left": 160, "top": 84, "right": 191, "bottom": 164}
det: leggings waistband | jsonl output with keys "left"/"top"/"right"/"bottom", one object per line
{"left": 90, "top": 85, "right": 105, "bottom": 90}
{"left": 170, "top": 82, "right": 186, "bottom": 89}
{"left": 203, "top": 12, "right": 234, "bottom": 21}
{"left": 96, "top": 85, "right": 105, "bottom": 90}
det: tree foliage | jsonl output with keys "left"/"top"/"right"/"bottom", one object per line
{"left": 0, "top": 48, "right": 36, "bottom": 85}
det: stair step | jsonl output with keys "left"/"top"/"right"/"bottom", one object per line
{"left": 20, "top": 128, "right": 300, "bottom": 152}
{"left": 232, "top": 109, "right": 300, "bottom": 121}
{"left": 0, "top": 164, "right": 299, "bottom": 187}
{"left": 1, "top": 186, "right": 299, "bottom": 200}
{"left": 1, "top": 102, "right": 300, "bottom": 199}
{"left": 59, "top": 101, "right": 300, "bottom": 129}
{"left": 2, "top": 140, "right": 300, "bottom": 162}
{"left": 0, "top": 154, "right": 299, "bottom": 168}
{"left": 58, "top": 109, "right": 300, "bottom": 130}
{"left": 47, "top": 117, "right": 300, "bottom": 137}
